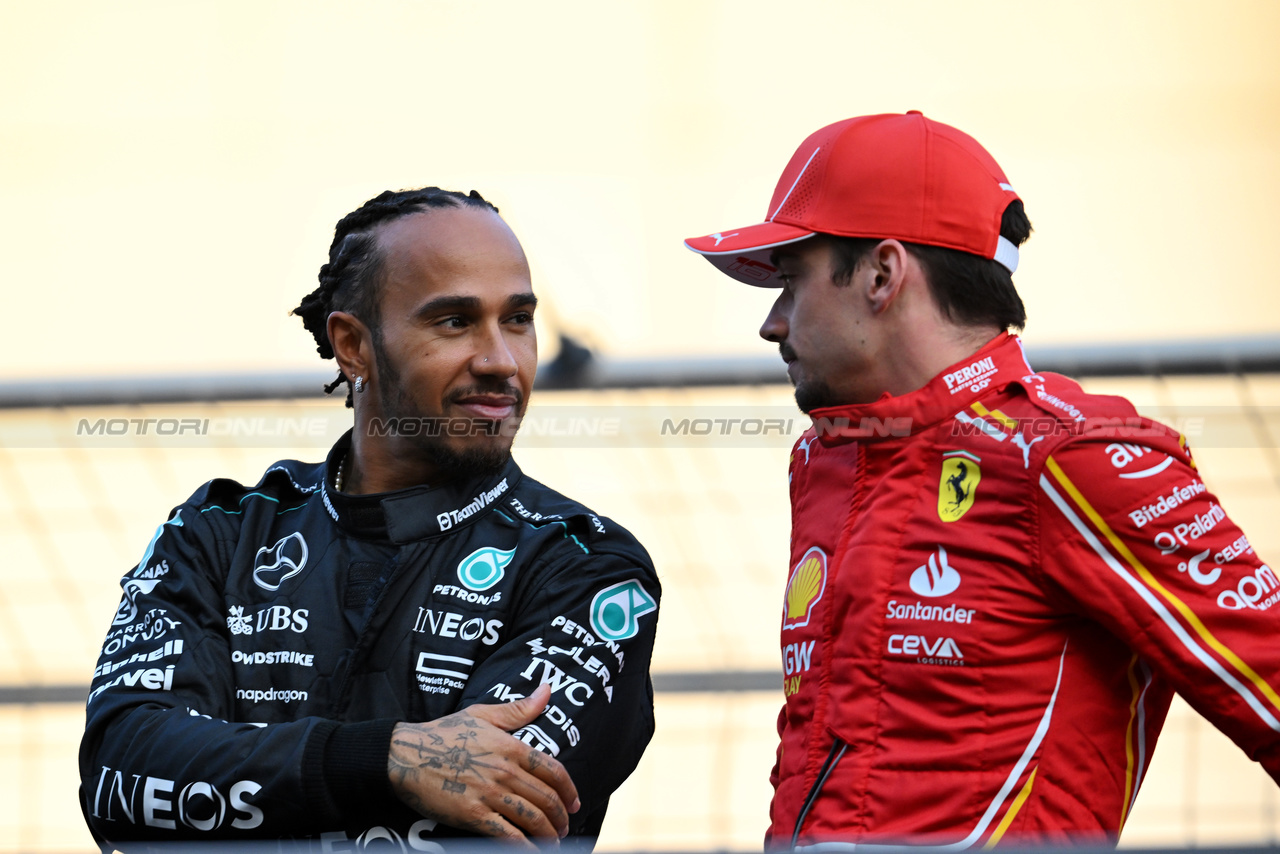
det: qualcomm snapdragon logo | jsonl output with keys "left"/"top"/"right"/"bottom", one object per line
{"left": 457, "top": 546, "right": 516, "bottom": 592}
{"left": 589, "top": 580, "right": 657, "bottom": 642}
{"left": 909, "top": 546, "right": 962, "bottom": 598}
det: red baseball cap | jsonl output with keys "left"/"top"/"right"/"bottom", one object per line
{"left": 685, "top": 111, "right": 1022, "bottom": 286}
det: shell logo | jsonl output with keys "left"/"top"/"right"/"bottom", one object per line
{"left": 783, "top": 547, "right": 828, "bottom": 630}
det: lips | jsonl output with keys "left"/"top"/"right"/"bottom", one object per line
{"left": 453, "top": 395, "right": 518, "bottom": 420}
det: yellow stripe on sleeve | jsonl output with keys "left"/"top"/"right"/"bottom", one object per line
{"left": 1045, "top": 456, "right": 1280, "bottom": 715}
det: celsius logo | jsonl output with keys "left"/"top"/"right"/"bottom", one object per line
{"left": 589, "top": 580, "right": 657, "bottom": 642}
{"left": 938, "top": 450, "right": 980, "bottom": 522}
{"left": 783, "top": 547, "right": 827, "bottom": 630}
{"left": 909, "top": 546, "right": 962, "bottom": 598}
{"left": 457, "top": 546, "right": 516, "bottom": 591}
{"left": 252, "top": 532, "right": 308, "bottom": 591}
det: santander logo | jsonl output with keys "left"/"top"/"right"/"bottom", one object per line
{"left": 909, "top": 547, "right": 962, "bottom": 597}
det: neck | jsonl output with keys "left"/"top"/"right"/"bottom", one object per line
{"left": 342, "top": 422, "right": 440, "bottom": 495}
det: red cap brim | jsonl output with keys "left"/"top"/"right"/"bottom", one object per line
{"left": 684, "top": 221, "right": 815, "bottom": 287}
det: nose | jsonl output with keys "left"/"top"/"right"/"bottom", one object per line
{"left": 759, "top": 293, "right": 789, "bottom": 343}
{"left": 472, "top": 325, "right": 519, "bottom": 378}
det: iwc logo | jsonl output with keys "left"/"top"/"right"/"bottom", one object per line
{"left": 589, "top": 581, "right": 657, "bottom": 642}
{"left": 783, "top": 547, "right": 827, "bottom": 630}
{"left": 457, "top": 546, "right": 516, "bottom": 592}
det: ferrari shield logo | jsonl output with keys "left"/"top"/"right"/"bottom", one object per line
{"left": 938, "top": 450, "right": 981, "bottom": 522}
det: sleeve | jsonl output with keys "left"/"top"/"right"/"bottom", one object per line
{"left": 1037, "top": 436, "right": 1280, "bottom": 779}
{"left": 78, "top": 500, "right": 387, "bottom": 844}
{"left": 452, "top": 542, "right": 661, "bottom": 837}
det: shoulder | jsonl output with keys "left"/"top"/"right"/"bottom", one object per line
{"left": 942, "top": 372, "right": 1185, "bottom": 477}
{"left": 502, "top": 472, "right": 655, "bottom": 576}
{"left": 172, "top": 456, "right": 324, "bottom": 532}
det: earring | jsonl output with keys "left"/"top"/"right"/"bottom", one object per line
{"left": 354, "top": 376, "right": 365, "bottom": 394}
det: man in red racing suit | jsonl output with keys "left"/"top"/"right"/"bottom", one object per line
{"left": 685, "top": 112, "right": 1280, "bottom": 848}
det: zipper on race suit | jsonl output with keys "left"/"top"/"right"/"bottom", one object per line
{"left": 791, "top": 737, "right": 849, "bottom": 850}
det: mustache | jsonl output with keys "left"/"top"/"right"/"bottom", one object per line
{"left": 447, "top": 380, "right": 525, "bottom": 406}
{"left": 779, "top": 342, "right": 798, "bottom": 363}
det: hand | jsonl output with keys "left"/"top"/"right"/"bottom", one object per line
{"left": 387, "top": 683, "right": 581, "bottom": 845}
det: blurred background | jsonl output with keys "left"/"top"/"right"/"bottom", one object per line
{"left": 2, "top": 1, "right": 1280, "bottom": 850}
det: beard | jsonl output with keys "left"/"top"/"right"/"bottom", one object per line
{"left": 793, "top": 378, "right": 841, "bottom": 414}
{"left": 781, "top": 342, "right": 842, "bottom": 414}
{"left": 372, "top": 338, "right": 519, "bottom": 481}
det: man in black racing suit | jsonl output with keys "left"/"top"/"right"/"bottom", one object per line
{"left": 79, "top": 187, "right": 660, "bottom": 849}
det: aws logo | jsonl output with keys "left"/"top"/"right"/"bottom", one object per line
{"left": 938, "top": 450, "right": 981, "bottom": 522}
{"left": 783, "top": 547, "right": 827, "bottom": 630}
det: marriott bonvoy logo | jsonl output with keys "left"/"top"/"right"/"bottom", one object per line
{"left": 943, "top": 356, "right": 998, "bottom": 395}
{"left": 437, "top": 478, "right": 510, "bottom": 531}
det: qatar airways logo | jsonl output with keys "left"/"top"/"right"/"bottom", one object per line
{"left": 943, "top": 357, "right": 998, "bottom": 395}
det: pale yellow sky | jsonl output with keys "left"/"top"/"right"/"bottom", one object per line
{"left": 2, "top": 0, "right": 1278, "bottom": 379}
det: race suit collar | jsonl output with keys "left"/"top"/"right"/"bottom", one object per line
{"left": 808, "top": 332, "right": 1036, "bottom": 446}
{"left": 319, "top": 430, "right": 523, "bottom": 543}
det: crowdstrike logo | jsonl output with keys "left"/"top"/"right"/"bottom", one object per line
{"left": 909, "top": 547, "right": 962, "bottom": 598}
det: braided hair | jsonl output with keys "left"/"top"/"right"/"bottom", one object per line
{"left": 292, "top": 187, "right": 500, "bottom": 406}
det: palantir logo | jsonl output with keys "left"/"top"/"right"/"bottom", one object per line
{"left": 909, "top": 546, "right": 962, "bottom": 597}
{"left": 457, "top": 546, "right": 516, "bottom": 592}
{"left": 590, "top": 580, "right": 657, "bottom": 642}
{"left": 252, "top": 532, "right": 309, "bottom": 591}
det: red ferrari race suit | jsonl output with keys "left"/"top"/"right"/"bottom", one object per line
{"left": 772, "top": 332, "right": 1280, "bottom": 848}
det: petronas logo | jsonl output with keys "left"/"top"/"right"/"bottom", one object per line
{"left": 457, "top": 546, "right": 516, "bottom": 592}
{"left": 590, "top": 581, "right": 657, "bottom": 642}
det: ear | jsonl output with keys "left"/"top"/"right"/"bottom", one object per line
{"left": 863, "top": 239, "right": 911, "bottom": 314}
{"left": 327, "top": 311, "right": 376, "bottom": 386}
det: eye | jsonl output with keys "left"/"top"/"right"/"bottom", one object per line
{"left": 507, "top": 311, "right": 535, "bottom": 325}
{"left": 437, "top": 315, "right": 469, "bottom": 329}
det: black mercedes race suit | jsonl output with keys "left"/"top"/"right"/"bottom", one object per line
{"left": 79, "top": 431, "right": 660, "bottom": 848}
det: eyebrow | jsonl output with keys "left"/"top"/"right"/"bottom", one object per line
{"left": 412, "top": 292, "right": 538, "bottom": 320}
